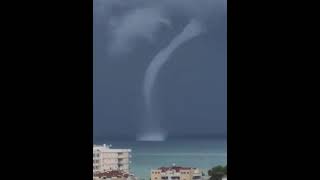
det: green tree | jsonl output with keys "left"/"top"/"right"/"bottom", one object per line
{"left": 208, "top": 165, "right": 227, "bottom": 180}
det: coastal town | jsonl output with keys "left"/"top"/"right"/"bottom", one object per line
{"left": 93, "top": 144, "right": 227, "bottom": 180}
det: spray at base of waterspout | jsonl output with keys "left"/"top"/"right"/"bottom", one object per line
{"left": 136, "top": 131, "right": 167, "bottom": 141}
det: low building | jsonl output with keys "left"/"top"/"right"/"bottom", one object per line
{"left": 151, "top": 165, "right": 204, "bottom": 180}
{"left": 93, "top": 170, "right": 137, "bottom": 180}
{"left": 93, "top": 144, "right": 132, "bottom": 173}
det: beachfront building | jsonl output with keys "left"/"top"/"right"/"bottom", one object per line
{"left": 93, "top": 144, "right": 131, "bottom": 174}
{"left": 93, "top": 170, "right": 137, "bottom": 180}
{"left": 151, "top": 165, "right": 204, "bottom": 180}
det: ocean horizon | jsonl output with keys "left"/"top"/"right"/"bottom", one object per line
{"left": 94, "top": 137, "right": 227, "bottom": 179}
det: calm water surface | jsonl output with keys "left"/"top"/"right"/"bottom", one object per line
{"left": 94, "top": 138, "right": 227, "bottom": 179}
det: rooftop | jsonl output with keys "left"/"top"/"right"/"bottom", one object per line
{"left": 156, "top": 166, "right": 197, "bottom": 173}
{"left": 93, "top": 144, "right": 131, "bottom": 153}
{"left": 94, "top": 170, "right": 130, "bottom": 178}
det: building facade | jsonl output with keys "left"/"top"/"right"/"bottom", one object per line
{"left": 93, "top": 170, "right": 137, "bottom": 180}
{"left": 151, "top": 165, "right": 203, "bottom": 180}
{"left": 93, "top": 144, "right": 131, "bottom": 173}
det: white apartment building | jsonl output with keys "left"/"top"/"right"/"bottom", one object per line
{"left": 93, "top": 144, "right": 131, "bottom": 173}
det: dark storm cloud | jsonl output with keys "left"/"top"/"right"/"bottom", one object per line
{"left": 94, "top": 0, "right": 226, "bottom": 55}
{"left": 94, "top": 0, "right": 227, "bottom": 139}
{"left": 108, "top": 7, "right": 170, "bottom": 55}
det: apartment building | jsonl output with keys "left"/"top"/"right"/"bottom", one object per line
{"left": 93, "top": 144, "right": 131, "bottom": 173}
{"left": 93, "top": 170, "right": 137, "bottom": 180}
{"left": 151, "top": 165, "right": 203, "bottom": 180}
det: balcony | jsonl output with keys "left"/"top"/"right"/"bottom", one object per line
{"left": 117, "top": 154, "right": 129, "bottom": 158}
{"left": 192, "top": 176, "right": 202, "bottom": 179}
{"left": 171, "top": 177, "right": 180, "bottom": 180}
{"left": 118, "top": 158, "right": 129, "bottom": 164}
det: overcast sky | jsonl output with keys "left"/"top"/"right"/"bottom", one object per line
{"left": 93, "top": 0, "right": 227, "bottom": 140}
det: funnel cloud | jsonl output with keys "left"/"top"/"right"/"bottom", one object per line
{"left": 93, "top": 0, "right": 227, "bottom": 141}
{"left": 138, "top": 19, "right": 205, "bottom": 141}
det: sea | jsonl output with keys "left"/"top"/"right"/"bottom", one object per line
{"left": 94, "top": 137, "right": 227, "bottom": 180}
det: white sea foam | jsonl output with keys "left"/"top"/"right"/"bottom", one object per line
{"left": 136, "top": 132, "right": 167, "bottom": 141}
